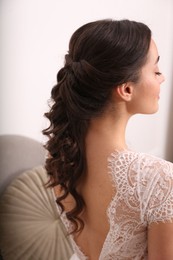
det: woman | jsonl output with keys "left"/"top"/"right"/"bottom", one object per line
{"left": 43, "top": 19, "right": 173, "bottom": 259}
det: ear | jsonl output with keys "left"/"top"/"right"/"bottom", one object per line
{"left": 115, "top": 83, "right": 134, "bottom": 101}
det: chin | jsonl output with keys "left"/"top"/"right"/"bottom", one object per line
{"left": 144, "top": 106, "right": 159, "bottom": 114}
{"left": 137, "top": 105, "right": 159, "bottom": 115}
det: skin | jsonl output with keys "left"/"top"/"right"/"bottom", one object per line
{"left": 55, "top": 39, "right": 173, "bottom": 259}
{"left": 127, "top": 39, "right": 165, "bottom": 115}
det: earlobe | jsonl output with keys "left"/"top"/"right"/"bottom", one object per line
{"left": 116, "top": 83, "right": 133, "bottom": 101}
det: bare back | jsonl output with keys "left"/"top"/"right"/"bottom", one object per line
{"left": 54, "top": 145, "right": 115, "bottom": 260}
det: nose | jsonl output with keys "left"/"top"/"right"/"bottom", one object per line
{"left": 160, "top": 73, "right": 165, "bottom": 84}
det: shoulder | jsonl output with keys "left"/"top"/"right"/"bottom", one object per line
{"left": 129, "top": 150, "right": 173, "bottom": 197}
{"left": 138, "top": 151, "right": 173, "bottom": 169}
{"left": 108, "top": 149, "right": 173, "bottom": 198}
{"left": 131, "top": 152, "right": 173, "bottom": 259}
{"left": 126, "top": 150, "right": 173, "bottom": 180}
{"left": 108, "top": 149, "right": 173, "bottom": 178}
{"left": 131, "top": 151, "right": 173, "bottom": 223}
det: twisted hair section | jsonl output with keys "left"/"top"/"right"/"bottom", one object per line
{"left": 43, "top": 19, "right": 151, "bottom": 233}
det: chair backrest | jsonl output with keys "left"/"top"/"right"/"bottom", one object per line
{"left": 0, "top": 135, "right": 73, "bottom": 259}
{"left": 0, "top": 134, "right": 45, "bottom": 195}
{"left": 0, "top": 166, "right": 73, "bottom": 260}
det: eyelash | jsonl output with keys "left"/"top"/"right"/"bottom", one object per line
{"left": 155, "top": 72, "right": 162, "bottom": 76}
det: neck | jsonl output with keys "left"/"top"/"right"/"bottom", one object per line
{"left": 86, "top": 109, "right": 131, "bottom": 153}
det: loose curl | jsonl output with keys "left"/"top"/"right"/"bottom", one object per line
{"left": 43, "top": 19, "right": 151, "bottom": 233}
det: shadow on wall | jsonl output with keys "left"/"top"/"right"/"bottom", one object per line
{"left": 165, "top": 80, "right": 173, "bottom": 162}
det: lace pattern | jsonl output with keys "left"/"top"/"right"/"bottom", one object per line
{"left": 55, "top": 150, "right": 173, "bottom": 259}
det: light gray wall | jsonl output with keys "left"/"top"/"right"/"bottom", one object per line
{"left": 0, "top": 0, "right": 173, "bottom": 160}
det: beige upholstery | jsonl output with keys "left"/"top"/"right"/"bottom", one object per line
{"left": 0, "top": 134, "right": 46, "bottom": 196}
{"left": 0, "top": 166, "right": 73, "bottom": 260}
{"left": 0, "top": 135, "right": 73, "bottom": 260}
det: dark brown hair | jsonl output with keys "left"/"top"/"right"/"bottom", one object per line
{"left": 43, "top": 19, "right": 151, "bottom": 233}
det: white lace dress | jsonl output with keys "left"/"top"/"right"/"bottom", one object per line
{"left": 56, "top": 150, "right": 173, "bottom": 260}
